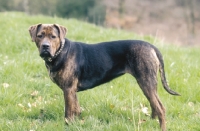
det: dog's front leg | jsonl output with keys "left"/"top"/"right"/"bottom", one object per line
{"left": 63, "top": 87, "right": 81, "bottom": 123}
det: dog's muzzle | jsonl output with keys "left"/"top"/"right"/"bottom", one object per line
{"left": 40, "top": 42, "right": 52, "bottom": 59}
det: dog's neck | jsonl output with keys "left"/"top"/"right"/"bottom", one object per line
{"left": 47, "top": 40, "right": 65, "bottom": 62}
{"left": 45, "top": 39, "right": 71, "bottom": 72}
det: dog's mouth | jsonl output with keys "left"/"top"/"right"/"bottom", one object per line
{"left": 40, "top": 50, "right": 52, "bottom": 60}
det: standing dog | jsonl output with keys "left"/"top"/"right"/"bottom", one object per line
{"left": 29, "top": 24, "right": 179, "bottom": 131}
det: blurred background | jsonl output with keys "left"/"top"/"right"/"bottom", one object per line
{"left": 0, "top": 0, "right": 200, "bottom": 46}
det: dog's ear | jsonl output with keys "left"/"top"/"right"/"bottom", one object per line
{"left": 54, "top": 24, "right": 67, "bottom": 43}
{"left": 28, "top": 24, "right": 42, "bottom": 42}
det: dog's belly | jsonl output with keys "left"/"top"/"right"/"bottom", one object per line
{"left": 77, "top": 65, "right": 126, "bottom": 91}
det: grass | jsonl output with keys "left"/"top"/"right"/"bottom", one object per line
{"left": 0, "top": 12, "right": 199, "bottom": 131}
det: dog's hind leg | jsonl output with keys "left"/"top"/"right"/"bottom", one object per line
{"left": 128, "top": 48, "right": 166, "bottom": 131}
{"left": 135, "top": 74, "right": 166, "bottom": 131}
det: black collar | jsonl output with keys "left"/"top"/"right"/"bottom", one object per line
{"left": 45, "top": 40, "right": 71, "bottom": 72}
{"left": 46, "top": 41, "right": 65, "bottom": 62}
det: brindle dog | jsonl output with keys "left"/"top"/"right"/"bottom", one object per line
{"left": 29, "top": 24, "right": 180, "bottom": 131}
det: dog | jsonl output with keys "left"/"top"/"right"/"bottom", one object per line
{"left": 29, "top": 24, "right": 180, "bottom": 131}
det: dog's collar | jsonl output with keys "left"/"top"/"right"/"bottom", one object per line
{"left": 47, "top": 41, "right": 65, "bottom": 62}
{"left": 46, "top": 40, "right": 71, "bottom": 72}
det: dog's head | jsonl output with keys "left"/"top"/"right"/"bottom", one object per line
{"left": 29, "top": 24, "right": 67, "bottom": 61}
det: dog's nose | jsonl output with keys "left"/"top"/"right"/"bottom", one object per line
{"left": 42, "top": 43, "right": 50, "bottom": 49}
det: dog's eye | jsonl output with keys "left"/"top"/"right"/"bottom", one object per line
{"left": 37, "top": 35, "right": 43, "bottom": 38}
{"left": 51, "top": 35, "right": 56, "bottom": 39}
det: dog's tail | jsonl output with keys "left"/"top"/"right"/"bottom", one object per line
{"left": 154, "top": 47, "right": 180, "bottom": 96}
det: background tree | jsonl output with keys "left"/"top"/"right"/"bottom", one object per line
{"left": 0, "top": 0, "right": 14, "bottom": 11}
{"left": 88, "top": 1, "right": 106, "bottom": 25}
{"left": 56, "top": 0, "right": 95, "bottom": 19}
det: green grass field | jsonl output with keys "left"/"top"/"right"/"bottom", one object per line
{"left": 0, "top": 12, "right": 199, "bottom": 131}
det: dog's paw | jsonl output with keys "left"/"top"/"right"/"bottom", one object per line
{"left": 65, "top": 118, "right": 69, "bottom": 125}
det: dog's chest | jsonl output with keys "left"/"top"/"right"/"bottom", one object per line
{"left": 48, "top": 69, "right": 57, "bottom": 83}
{"left": 45, "top": 63, "right": 60, "bottom": 83}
